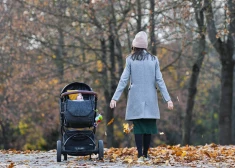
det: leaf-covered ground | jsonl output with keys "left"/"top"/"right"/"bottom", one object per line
{"left": 0, "top": 144, "right": 234, "bottom": 168}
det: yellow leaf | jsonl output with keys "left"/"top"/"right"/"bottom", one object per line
{"left": 97, "top": 60, "right": 103, "bottom": 72}
{"left": 123, "top": 158, "right": 133, "bottom": 164}
{"left": 181, "top": 151, "right": 187, "bottom": 157}
{"left": 107, "top": 118, "right": 114, "bottom": 125}
{"left": 123, "top": 123, "right": 134, "bottom": 134}
{"left": 49, "top": 78, "right": 59, "bottom": 85}
{"left": 123, "top": 123, "right": 128, "bottom": 130}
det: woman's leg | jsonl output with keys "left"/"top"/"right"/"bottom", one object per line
{"left": 143, "top": 134, "right": 151, "bottom": 158}
{"left": 134, "top": 134, "right": 143, "bottom": 158}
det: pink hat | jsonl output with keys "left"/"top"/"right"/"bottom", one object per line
{"left": 132, "top": 31, "right": 148, "bottom": 49}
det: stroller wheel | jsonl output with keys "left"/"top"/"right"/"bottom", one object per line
{"left": 57, "top": 140, "right": 62, "bottom": 162}
{"left": 98, "top": 140, "right": 104, "bottom": 160}
{"left": 63, "top": 154, "right": 67, "bottom": 161}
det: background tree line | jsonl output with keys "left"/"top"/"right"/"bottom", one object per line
{"left": 0, "top": 0, "right": 234, "bottom": 150}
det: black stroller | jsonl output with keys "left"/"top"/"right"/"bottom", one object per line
{"left": 57, "top": 82, "right": 104, "bottom": 162}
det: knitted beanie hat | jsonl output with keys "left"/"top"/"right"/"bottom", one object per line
{"left": 132, "top": 31, "right": 148, "bottom": 49}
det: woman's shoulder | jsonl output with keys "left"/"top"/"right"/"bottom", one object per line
{"left": 126, "top": 54, "right": 132, "bottom": 60}
{"left": 153, "top": 55, "right": 159, "bottom": 60}
{"left": 126, "top": 54, "right": 131, "bottom": 58}
{"left": 145, "top": 51, "right": 159, "bottom": 61}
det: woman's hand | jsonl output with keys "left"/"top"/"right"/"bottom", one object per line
{"left": 167, "top": 100, "right": 174, "bottom": 110}
{"left": 110, "top": 100, "right": 117, "bottom": 108}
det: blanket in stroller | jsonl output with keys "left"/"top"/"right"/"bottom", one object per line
{"left": 64, "top": 99, "right": 95, "bottom": 128}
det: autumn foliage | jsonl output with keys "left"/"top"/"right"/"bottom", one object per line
{"left": 105, "top": 144, "right": 235, "bottom": 166}
{"left": 0, "top": 0, "right": 234, "bottom": 151}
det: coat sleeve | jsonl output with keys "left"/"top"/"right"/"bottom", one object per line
{"left": 155, "top": 58, "right": 171, "bottom": 102}
{"left": 112, "top": 58, "right": 131, "bottom": 101}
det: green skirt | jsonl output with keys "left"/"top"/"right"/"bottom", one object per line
{"left": 132, "top": 119, "right": 158, "bottom": 134}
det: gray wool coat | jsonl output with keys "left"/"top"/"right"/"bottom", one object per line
{"left": 112, "top": 51, "right": 171, "bottom": 120}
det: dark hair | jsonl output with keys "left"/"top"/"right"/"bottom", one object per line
{"left": 131, "top": 47, "right": 156, "bottom": 61}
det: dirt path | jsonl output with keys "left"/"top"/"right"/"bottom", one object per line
{"left": 0, "top": 149, "right": 155, "bottom": 168}
{"left": 1, "top": 149, "right": 114, "bottom": 168}
{"left": 0, "top": 147, "right": 234, "bottom": 168}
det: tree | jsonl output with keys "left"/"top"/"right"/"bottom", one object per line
{"left": 0, "top": 0, "right": 227, "bottom": 150}
{"left": 183, "top": 0, "right": 206, "bottom": 145}
{"left": 149, "top": 0, "right": 157, "bottom": 55}
{"left": 204, "top": 0, "right": 235, "bottom": 144}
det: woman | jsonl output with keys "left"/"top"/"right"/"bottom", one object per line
{"left": 110, "top": 31, "right": 174, "bottom": 162}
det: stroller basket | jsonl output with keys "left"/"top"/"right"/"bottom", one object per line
{"left": 63, "top": 130, "right": 95, "bottom": 152}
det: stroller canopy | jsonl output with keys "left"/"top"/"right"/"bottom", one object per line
{"left": 60, "top": 82, "right": 92, "bottom": 94}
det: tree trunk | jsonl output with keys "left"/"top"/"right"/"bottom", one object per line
{"left": 0, "top": 121, "right": 10, "bottom": 149}
{"left": 204, "top": 0, "right": 234, "bottom": 144}
{"left": 100, "top": 37, "right": 115, "bottom": 147}
{"left": 232, "top": 60, "right": 235, "bottom": 144}
{"left": 149, "top": 0, "right": 157, "bottom": 55}
{"left": 80, "top": 24, "right": 86, "bottom": 63}
{"left": 126, "top": 27, "right": 132, "bottom": 53}
{"left": 115, "top": 38, "right": 124, "bottom": 77}
{"left": 54, "top": 0, "right": 66, "bottom": 79}
{"left": 219, "top": 62, "right": 233, "bottom": 144}
{"left": 228, "top": 0, "right": 235, "bottom": 145}
{"left": 183, "top": 0, "right": 205, "bottom": 145}
{"left": 106, "top": 0, "right": 126, "bottom": 147}
{"left": 105, "top": 33, "right": 116, "bottom": 147}
{"left": 136, "top": 0, "right": 141, "bottom": 32}
{"left": 55, "top": 28, "right": 65, "bottom": 79}
{"left": 100, "top": 38, "right": 113, "bottom": 147}
{"left": 183, "top": 41, "right": 206, "bottom": 145}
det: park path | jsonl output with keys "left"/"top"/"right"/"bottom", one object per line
{"left": 0, "top": 146, "right": 234, "bottom": 168}
{"left": 0, "top": 149, "right": 157, "bottom": 168}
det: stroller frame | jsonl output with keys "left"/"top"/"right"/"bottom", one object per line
{"left": 57, "top": 82, "right": 104, "bottom": 162}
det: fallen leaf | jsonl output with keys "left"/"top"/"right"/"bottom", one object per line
{"left": 8, "top": 162, "right": 14, "bottom": 168}
{"left": 181, "top": 151, "right": 187, "bottom": 157}
{"left": 165, "top": 160, "right": 171, "bottom": 166}
{"left": 123, "top": 158, "right": 133, "bottom": 164}
{"left": 123, "top": 123, "right": 134, "bottom": 134}
{"left": 204, "top": 151, "right": 211, "bottom": 158}
{"left": 111, "top": 154, "right": 118, "bottom": 160}
{"left": 175, "top": 150, "right": 182, "bottom": 156}
{"left": 107, "top": 118, "right": 114, "bottom": 125}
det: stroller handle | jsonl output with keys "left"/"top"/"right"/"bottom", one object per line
{"left": 60, "top": 90, "right": 98, "bottom": 98}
